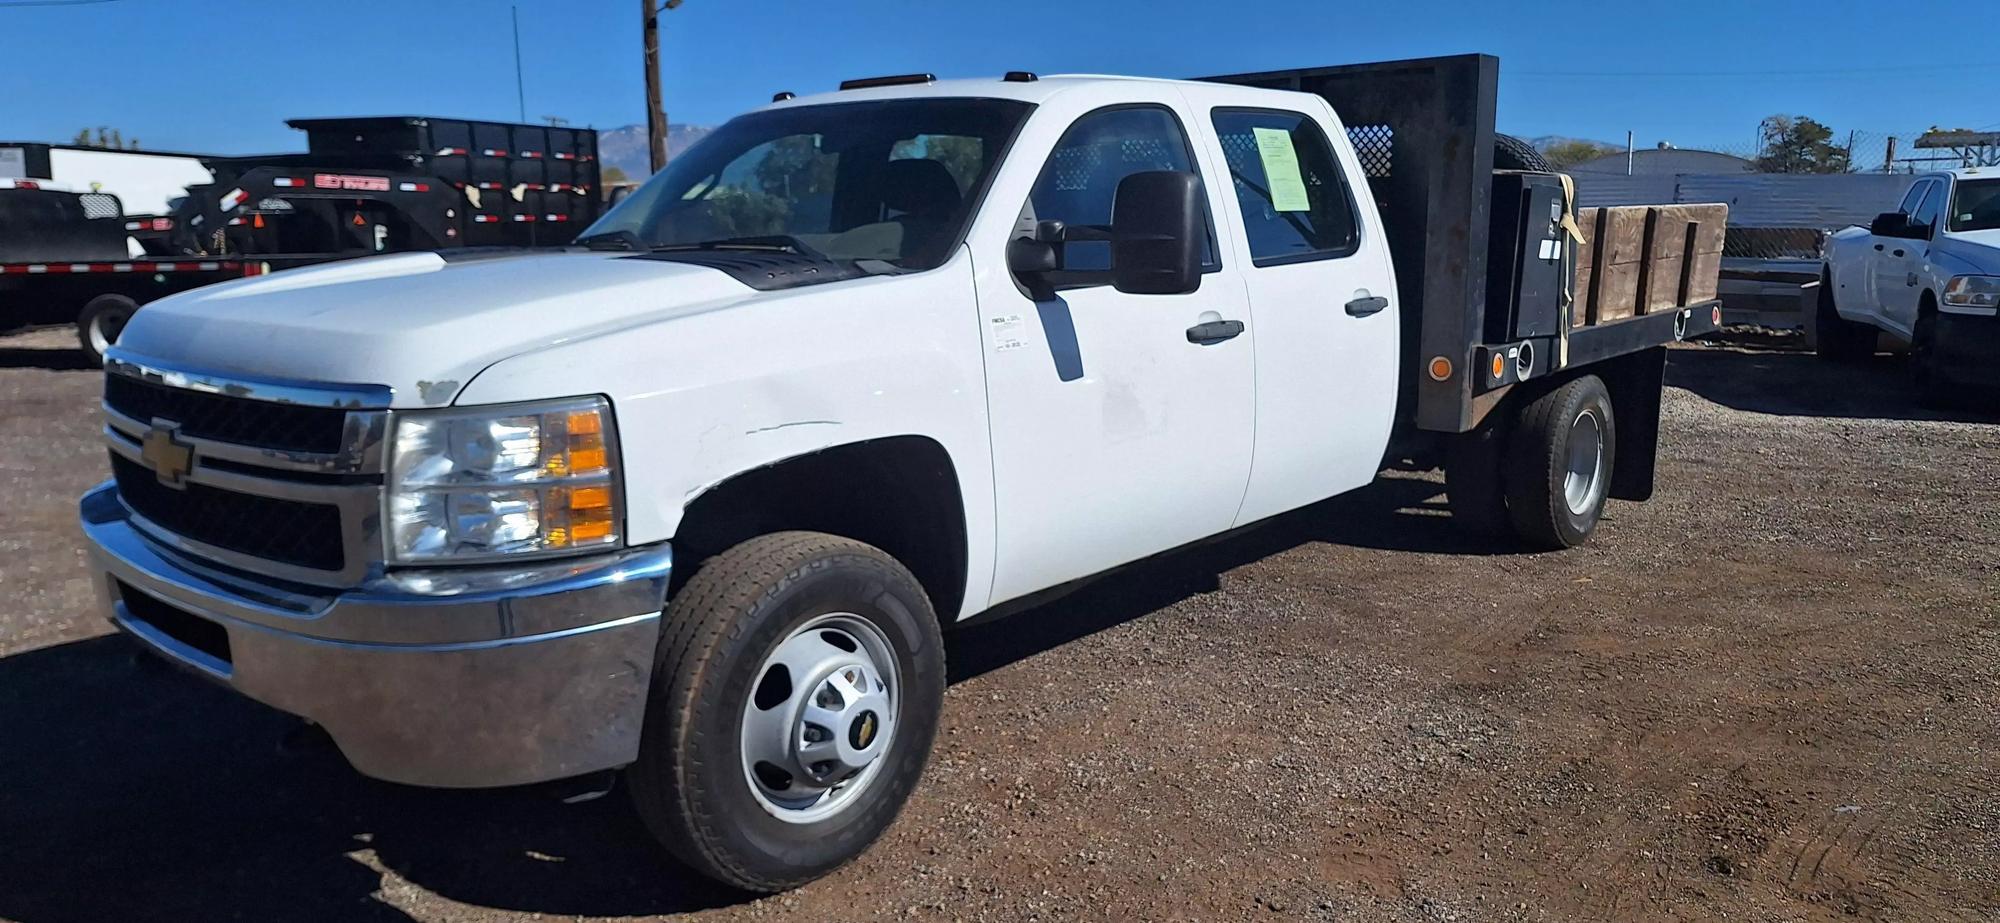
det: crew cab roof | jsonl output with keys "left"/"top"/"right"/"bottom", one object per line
{"left": 765, "top": 73, "right": 1273, "bottom": 111}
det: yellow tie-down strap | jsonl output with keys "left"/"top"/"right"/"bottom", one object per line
{"left": 1556, "top": 172, "right": 1582, "bottom": 367}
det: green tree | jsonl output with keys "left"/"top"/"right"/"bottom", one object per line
{"left": 601, "top": 165, "right": 631, "bottom": 185}
{"left": 1755, "top": 115, "right": 1851, "bottom": 174}
{"left": 70, "top": 127, "right": 140, "bottom": 150}
{"left": 1543, "top": 139, "right": 1615, "bottom": 169}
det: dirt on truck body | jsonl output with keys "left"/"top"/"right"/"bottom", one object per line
{"left": 0, "top": 324, "right": 1996, "bottom": 921}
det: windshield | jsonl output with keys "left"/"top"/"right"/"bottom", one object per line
{"left": 579, "top": 98, "right": 1032, "bottom": 271}
{"left": 1947, "top": 178, "right": 2000, "bottom": 233}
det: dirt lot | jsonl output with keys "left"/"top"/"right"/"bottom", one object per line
{"left": 1, "top": 325, "right": 1996, "bottom": 922}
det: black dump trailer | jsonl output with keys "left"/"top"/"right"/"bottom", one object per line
{"left": 1206, "top": 55, "right": 1725, "bottom": 538}
{"left": 1, "top": 117, "right": 604, "bottom": 364}
{"left": 0, "top": 181, "right": 265, "bottom": 360}
{"left": 172, "top": 116, "right": 604, "bottom": 257}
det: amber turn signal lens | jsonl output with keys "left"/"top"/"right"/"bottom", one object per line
{"left": 1427, "top": 356, "right": 1453, "bottom": 381}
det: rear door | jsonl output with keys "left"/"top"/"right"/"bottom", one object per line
{"left": 974, "top": 93, "right": 1256, "bottom": 605}
{"left": 1181, "top": 86, "right": 1400, "bottom": 525}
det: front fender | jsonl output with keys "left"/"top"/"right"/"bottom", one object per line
{"left": 449, "top": 254, "right": 998, "bottom": 601}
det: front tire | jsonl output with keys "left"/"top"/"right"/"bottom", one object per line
{"left": 76, "top": 293, "right": 138, "bottom": 366}
{"left": 1911, "top": 303, "right": 1952, "bottom": 408}
{"left": 628, "top": 531, "right": 946, "bottom": 892}
{"left": 1505, "top": 375, "right": 1616, "bottom": 550}
{"left": 1813, "top": 268, "right": 1875, "bottom": 361}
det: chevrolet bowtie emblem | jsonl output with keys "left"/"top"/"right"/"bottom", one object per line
{"left": 140, "top": 421, "right": 194, "bottom": 488}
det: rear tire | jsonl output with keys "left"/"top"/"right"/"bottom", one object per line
{"left": 627, "top": 531, "right": 945, "bottom": 893}
{"left": 1813, "top": 268, "right": 1875, "bottom": 361}
{"left": 76, "top": 294, "right": 138, "bottom": 366}
{"left": 1504, "top": 376, "right": 1616, "bottom": 550}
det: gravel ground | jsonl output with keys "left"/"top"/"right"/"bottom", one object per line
{"left": 1, "top": 325, "right": 1996, "bottom": 922}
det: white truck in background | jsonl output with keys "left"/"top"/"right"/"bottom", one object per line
{"left": 79, "top": 57, "right": 1722, "bottom": 891}
{"left": 0, "top": 142, "right": 213, "bottom": 217}
{"left": 1819, "top": 167, "right": 2000, "bottom": 403}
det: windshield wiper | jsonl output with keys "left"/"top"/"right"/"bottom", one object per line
{"left": 651, "top": 235, "right": 830, "bottom": 260}
{"left": 575, "top": 229, "right": 644, "bottom": 251}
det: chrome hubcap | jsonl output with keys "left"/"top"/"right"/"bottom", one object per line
{"left": 89, "top": 312, "right": 123, "bottom": 355}
{"left": 1563, "top": 409, "right": 1606, "bottom": 516}
{"left": 739, "top": 613, "right": 898, "bottom": 824}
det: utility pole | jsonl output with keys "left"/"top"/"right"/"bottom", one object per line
{"left": 643, "top": 0, "right": 683, "bottom": 174}
{"left": 1883, "top": 136, "right": 1898, "bottom": 174}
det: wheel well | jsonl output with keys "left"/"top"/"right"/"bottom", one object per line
{"left": 669, "top": 435, "right": 969, "bottom": 621}
{"left": 1497, "top": 350, "right": 1664, "bottom": 503}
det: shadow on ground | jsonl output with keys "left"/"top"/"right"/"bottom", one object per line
{"left": 0, "top": 474, "right": 1489, "bottom": 921}
{"left": 0, "top": 342, "right": 96, "bottom": 372}
{"left": 1668, "top": 343, "right": 1998, "bottom": 423}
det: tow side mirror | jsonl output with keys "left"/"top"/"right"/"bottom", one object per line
{"left": 1111, "top": 170, "right": 1203, "bottom": 295}
{"left": 1870, "top": 211, "right": 1918, "bottom": 239}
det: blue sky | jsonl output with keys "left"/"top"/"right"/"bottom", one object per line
{"left": 2, "top": 0, "right": 1995, "bottom": 156}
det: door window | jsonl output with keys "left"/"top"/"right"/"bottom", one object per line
{"left": 1209, "top": 109, "right": 1360, "bottom": 265}
{"left": 1895, "top": 181, "right": 1929, "bottom": 215}
{"left": 1021, "top": 106, "right": 1216, "bottom": 287}
{"left": 1911, "top": 182, "right": 1945, "bottom": 235}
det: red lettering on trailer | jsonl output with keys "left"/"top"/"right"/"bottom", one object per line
{"left": 313, "top": 174, "right": 393, "bottom": 192}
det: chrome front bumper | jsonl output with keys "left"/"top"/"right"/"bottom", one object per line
{"left": 80, "top": 482, "right": 671, "bottom": 789}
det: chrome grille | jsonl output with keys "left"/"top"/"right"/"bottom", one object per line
{"left": 101, "top": 353, "right": 392, "bottom": 587}
{"left": 109, "top": 453, "right": 346, "bottom": 571}
{"left": 104, "top": 374, "right": 350, "bottom": 454}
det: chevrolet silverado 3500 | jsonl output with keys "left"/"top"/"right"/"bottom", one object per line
{"left": 81, "top": 56, "right": 1723, "bottom": 890}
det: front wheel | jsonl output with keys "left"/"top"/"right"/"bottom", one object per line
{"left": 1911, "top": 306, "right": 1953, "bottom": 408}
{"left": 1505, "top": 375, "right": 1616, "bottom": 550}
{"left": 627, "top": 531, "right": 945, "bottom": 892}
{"left": 1813, "top": 268, "right": 1875, "bottom": 361}
{"left": 76, "top": 293, "right": 138, "bottom": 366}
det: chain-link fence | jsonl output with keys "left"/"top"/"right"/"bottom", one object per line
{"left": 1566, "top": 129, "right": 1994, "bottom": 176}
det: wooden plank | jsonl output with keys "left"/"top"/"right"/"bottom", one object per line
{"left": 1592, "top": 207, "right": 1646, "bottom": 323}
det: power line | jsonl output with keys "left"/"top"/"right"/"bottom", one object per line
{"left": 1517, "top": 62, "right": 2000, "bottom": 79}
{"left": 0, "top": 0, "right": 127, "bottom": 6}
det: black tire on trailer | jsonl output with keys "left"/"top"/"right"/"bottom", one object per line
{"left": 627, "top": 531, "right": 946, "bottom": 893}
{"left": 1813, "top": 267, "right": 1875, "bottom": 361}
{"left": 1445, "top": 422, "right": 1510, "bottom": 536}
{"left": 1504, "top": 375, "right": 1616, "bottom": 550}
{"left": 76, "top": 293, "right": 138, "bottom": 366}
{"left": 1493, "top": 133, "right": 1555, "bottom": 172}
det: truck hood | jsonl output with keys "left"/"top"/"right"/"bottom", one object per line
{"left": 115, "top": 250, "right": 759, "bottom": 407}
{"left": 1936, "top": 229, "right": 2000, "bottom": 271}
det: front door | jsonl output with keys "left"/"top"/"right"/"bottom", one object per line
{"left": 977, "top": 102, "right": 1256, "bottom": 605}
{"left": 1873, "top": 180, "right": 1938, "bottom": 337}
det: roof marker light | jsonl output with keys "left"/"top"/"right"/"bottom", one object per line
{"left": 839, "top": 73, "right": 936, "bottom": 91}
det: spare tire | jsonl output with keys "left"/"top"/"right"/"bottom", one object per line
{"left": 1494, "top": 133, "right": 1555, "bottom": 173}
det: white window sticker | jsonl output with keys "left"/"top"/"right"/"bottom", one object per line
{"left": 988, "top": 313, "right": 1028, "bottom": 351}
{"left": 1251, "top": 127, "right": 1310, "bottom": 213}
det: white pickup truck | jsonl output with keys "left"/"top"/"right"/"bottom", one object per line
{"left": 1819, "top": 167, "right": 2000, "bottom": 401}
{"left": 80, "top": 56, "right": 1720, "bottom": 891}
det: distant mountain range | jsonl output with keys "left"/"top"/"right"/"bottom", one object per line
{"left": 597, "top": 123, "right": 715, "bottom": 181}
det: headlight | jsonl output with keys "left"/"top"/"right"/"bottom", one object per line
{"left": 1943, "top": 275, "right": 2000, "bottom": 309}
{"left": 386, "top": 396, "right": 621, "bottom": 563}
